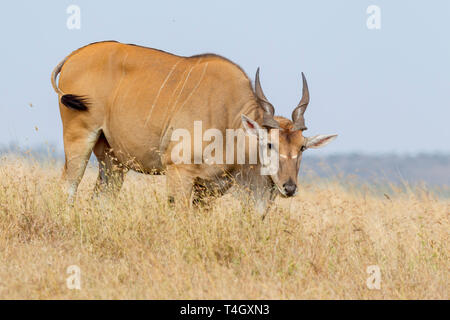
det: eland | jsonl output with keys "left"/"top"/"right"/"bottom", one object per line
{"left": 51, "top": 41, "right": 337, "bottom": 215}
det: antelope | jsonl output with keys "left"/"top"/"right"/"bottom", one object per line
{"left": 51, "top": 41, "right": 337, "bottom": 215}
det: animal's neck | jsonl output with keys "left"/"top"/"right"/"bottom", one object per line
{"left": 230, "top": 99, "right": 264, "bottom": 129}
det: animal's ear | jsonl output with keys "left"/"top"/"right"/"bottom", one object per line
{"left": 241, "top": 114, "right": 262, "bottom": 137}
{"left": 305, "top": 134, "right": 337, "bottom": 149}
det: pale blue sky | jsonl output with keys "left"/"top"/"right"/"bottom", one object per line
{"left": 0, "top": 0, "right": 449, "bottom": 154}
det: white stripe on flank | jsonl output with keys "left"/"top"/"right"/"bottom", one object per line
{"left": 159, "top": 67, "right": 190, "bottom": 133}
{"left": 177, "top": 62, "right": 209, "bottom": 112}
{"left": 111, "top": 52, "right": 129, "bottom": 115}
{"left": 144, "top": 60, "right": 181, "bottom": 127}
{"left": 171, "top": 59, "right": 202, "bottom": 112}
{"left": 159, "top": 59, "right": 207, "bottom": 141}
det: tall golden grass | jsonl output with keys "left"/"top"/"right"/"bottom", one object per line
{"left": 0, "top": 155, "right": 448, "bottom": 299}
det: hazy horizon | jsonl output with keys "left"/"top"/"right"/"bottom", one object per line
{"left": 2, "top": 144, "right": 449, "bottom": 187}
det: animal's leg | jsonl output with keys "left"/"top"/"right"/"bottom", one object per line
{"left": 192, "top": 177, "right": 233, "bottom": 210}
{"left": 192, "top": 182, "right": 212, "bottom": 209}
{"left": 234, "top": 167, "right": 276, "bottom": 218}
{"left": 61, "top": 126, "right": 101, "bottom": 204}
{"left": 165, "top": 165, "right": 194, "bottom": 210}
{"left": 256, "top": 187, "right": 278, "bottom": 219}
{"left": 92, "top": 133, "right": 126, "bottom": 197}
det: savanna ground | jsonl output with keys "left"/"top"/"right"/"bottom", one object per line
{"left": 0, "top": 155, "right": 448, "bottom": 299}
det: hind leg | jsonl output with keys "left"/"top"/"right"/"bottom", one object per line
{"left": 92, "top": 133, "right": 125, "bottom": 197}
{"left": 62, "top": 125, "right": 101, "bottom": 204}
{"left": 165, "top": 165, "right": 195, "bottom": 210}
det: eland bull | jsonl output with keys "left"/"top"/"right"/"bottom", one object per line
{"left": 51, "top": 41, "right": 337, "bottom": 216}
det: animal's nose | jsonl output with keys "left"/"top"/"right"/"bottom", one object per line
{"left": 283, "top": 182, "right": 297, "bottom": 197}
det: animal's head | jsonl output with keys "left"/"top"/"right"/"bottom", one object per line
{"left": 242, "top": 69, "right": 337, "bottom": 197}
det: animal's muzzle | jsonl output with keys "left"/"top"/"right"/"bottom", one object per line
{"left": 283, "top": 181, "right": 297, "bottom": 197}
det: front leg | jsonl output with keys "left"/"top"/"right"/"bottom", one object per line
{"left": 254, "top": 184, "right": 278, "bottom": 219}
{"left": 165, "top": 165, "right": 194, "bottom": 210}
{"left": 235, "top": 167, "right": 278, "bottom": 218}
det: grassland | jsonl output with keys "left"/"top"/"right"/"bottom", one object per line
{"left": 0, "top": 156, "right": 448, "bottom": 299}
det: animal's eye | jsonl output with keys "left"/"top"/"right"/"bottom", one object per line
{"left": 300, "top": 145, "right": 306, "bottom": 152}
{"left": 267, "top": 143, "right": 273, "bottom": 149}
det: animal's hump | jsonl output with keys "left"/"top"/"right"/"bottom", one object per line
{"left": 188, "top": 53, "right": 247, "bottom": 76}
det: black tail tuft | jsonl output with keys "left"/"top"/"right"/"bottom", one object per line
{"left": 60, "top": 94, "right": 89, "bottom": 111}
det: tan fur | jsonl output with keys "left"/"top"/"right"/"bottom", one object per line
{"left": 53, "top": 41, "right": 266, "bottom": 206}
{"left": 51, "top": 41, "right": 330, "bottom": 214}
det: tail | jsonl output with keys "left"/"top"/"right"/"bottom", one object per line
{"left": 51, "top": 57, "right": 89, "bottom": 111}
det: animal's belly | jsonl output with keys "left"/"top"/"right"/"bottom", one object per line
{"left": 102, "top": 124, "right": 165, "bottom": 174}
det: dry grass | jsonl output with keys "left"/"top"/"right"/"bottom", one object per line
{"left": 0, "top": 156, "right": 448, "bottom": 299}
